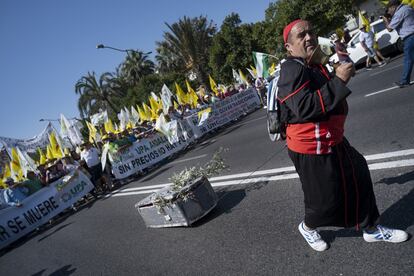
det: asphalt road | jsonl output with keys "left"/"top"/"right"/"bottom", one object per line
{"left": 1, "top": 55, "right": 414, "bottom": 276}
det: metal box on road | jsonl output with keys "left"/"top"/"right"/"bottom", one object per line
{"left": 135, "top": 177, "right": 218, "bottom": 228}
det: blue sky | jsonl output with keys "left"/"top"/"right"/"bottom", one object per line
{"left": 0, "top": 0, "right": 272, "bottom": 139}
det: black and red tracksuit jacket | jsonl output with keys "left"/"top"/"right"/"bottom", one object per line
{"left": 277, "top": 57, "right": 352, "bottom": 154}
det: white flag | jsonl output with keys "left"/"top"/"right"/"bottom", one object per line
{"left": 155, "top": 114, "right": 179, "bottom": 144}
{"left": 130, "top": 106, "right": 140, "bottom": 126}
{"left": 151, "top": 91, "right": 160, "bottom": 102}
{"left": 60, "top": 114, "right": 83, "bottom": 145}
{"left": 117, "top": 109, "right": 127, "bottom": 131}
{"left": 232, "top": 69, "right": 242, "bottom": 84}
{"left": 90, "top": 110, "right": 108, "bottom": 126}
{"left": 161, "top": 84, "right": 174, "bottom": 113}
{"left": 246, "top": 68, "right": 257, "bottom": 79}
{"left": 197, "top": 107, "right": 212, "bottom": 126}
{"left": 16, "top": 147, "right": 37, "bottom": 176}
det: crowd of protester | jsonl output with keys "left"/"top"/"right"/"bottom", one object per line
{"left": 0, "top": 81, "right": 265, "bottom": 213}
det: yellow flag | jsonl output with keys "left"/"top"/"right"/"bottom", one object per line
{"left": 46, "top": 145, "right": 54, "bottom": 160}
{"left": 208, "top": 75, "right": 219, "bottom": 96}
{"left": 143, "top": 102, "right": 157, "bottom": 120}
{"left": 126, "top": 121, "right": 134, "bottom": 130}
{"left": 358, "top": 11, "right": 371, "bottom": 32}
{"left": 49, "top": 132, "right": 63, "bottom": 159}
{"left": 137, "top": 105, "right": 148, "bottom": 122}
{"left": 174, "top": 101, "right": 180, "bottom": 109}
{"left": 64, "top": 148, "right": 71, "bottom": 156}
{"left": 1, "top": 164, "right": 11, "bottom": 188}
{"left": 250, "top": 65, "right": 257, "bottom": 76}
{"left": 158, "top": 99, "right": 164, "bottom": 111}
{"left": 149, "top": 96, "right": 161, "bottom": 115}
{"left": 11, "top": 148, "right": 23, "bottom": 180}
{"left": 86, "top": 121, "right": 97, "bottom": 143}
{"left": 175, "top": 82, "right": 188, "bottom": 105}
{"left": 37, "top": 147, "right": 47, "bottom": 165}
{"left": 186, "top": 80, "right": 199, "bottom": 108}
{"left": 239, "top": 69, "right": 248, "bottom": 85}
{"left": 268, "top": 63, "right": 276, "bottom": 76}
{"left": 2, "top": 163, "right": 11, "bottom": 179}
{"left": 104, "top": 119, "right": 116, "bottom": 134}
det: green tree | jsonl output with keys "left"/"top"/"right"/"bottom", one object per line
{"left": 121, "top": 50, "right": 155, "bottom": 86}
{"left": 209, "top": 13, "right": 268, "bottom": 84}
{"left": 156, "top": 16, "right": 216, "bottom": 87}
{"left": 119, "top": 72, "right": 186, "bottom": 109}
{"left": 75, "top": 72, "right": 121, "bottom": 118}
{"left": 264, "top": 0, "right": 354, "bottom": 58}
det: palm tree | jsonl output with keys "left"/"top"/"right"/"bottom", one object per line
{"left": 121, "top": 51, "right": 155, "bottom": 86}
{"left": 155, "top": 42, "right": 186, "bottom": 74}
{"left": 75, "top": 72, "right": 120, "bottom": 118}
{"left": 156, "top": 16, "right": 216, "bottom": 86}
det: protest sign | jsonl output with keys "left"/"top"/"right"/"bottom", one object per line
{"left": 111, "top": 130, "right": 195, "bottom": 179}
{"left": 110, "top": 89, "right": 260, "bottom": 179}
{"left": 0, "top": 169, "right": 94, "bottom": 249}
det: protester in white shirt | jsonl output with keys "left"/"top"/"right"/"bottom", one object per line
{"left": 359, "top": 25, "right": 389, "bottom": 70}
{"left": 80, "top": 142, "right": 102, "bottom": 196}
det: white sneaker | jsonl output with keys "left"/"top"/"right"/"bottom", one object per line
{"left": 298, "top": 221, "right": 329, "bottom": 251}
{"left": 379, "top": 62, "right": 386, "bottom": 67}
{"left": 363, "top": 225, "right": 409, "bottom": 243}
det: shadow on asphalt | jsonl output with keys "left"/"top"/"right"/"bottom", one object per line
{"left": 0, "top": 197, "right": 100, "bottom": 257}
{"left": 380, "top": 187, "right": 414, "bottom": 230}
{"left": 192, "top": 181, "right": 270, "bottom": 227}
{"left": 319, "top": 228, "right": 361, "bottom": 244}
{"left": 376, "top": 170, "right": 414, "bottom": 185}
{"left": 140, "top": 166, "right": 173, "bottom": 183}
{"left": 37, "top": 222, "right": 73, "bottom": 242}
{"left": 191, "top": 189, "right": 246, "bottom": 227}
{"left": 319, "top": 187, "right": 414, "bottom": 244}
{"left": 31, "top": 264, "right": 77, "bottom": 276}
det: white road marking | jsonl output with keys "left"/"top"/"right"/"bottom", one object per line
{"left": 105, "top": 153, "right": 414, "bottom": 197}
{"left": 364, "top": 149, "right": 414, "bottom": 161}
{"left": 111, "top": 158, "right": 414, "bottom": 197}
{"left": 108, "top": 148, "right": 414, "bottom": 197}
{"left": 168, "top": 154, "right": 207, "bottom": 165}
{"left": 365, "top": 81, "right": 414, "bottom": 97}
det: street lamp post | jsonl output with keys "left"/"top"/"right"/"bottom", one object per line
{"left": 96, "top": 44, "right": 152, "bottom": 56}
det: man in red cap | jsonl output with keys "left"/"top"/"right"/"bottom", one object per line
{"left": 277, "top": 19, "right": 408, "bottom": 251}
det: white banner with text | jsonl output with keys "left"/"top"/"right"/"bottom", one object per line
{"left": 0, "top": 170, "right": 94, "bottom": 249}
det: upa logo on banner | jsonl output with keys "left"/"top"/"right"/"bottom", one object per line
{"left": 60, "top": 180, "right": 89, "bottom": 203}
